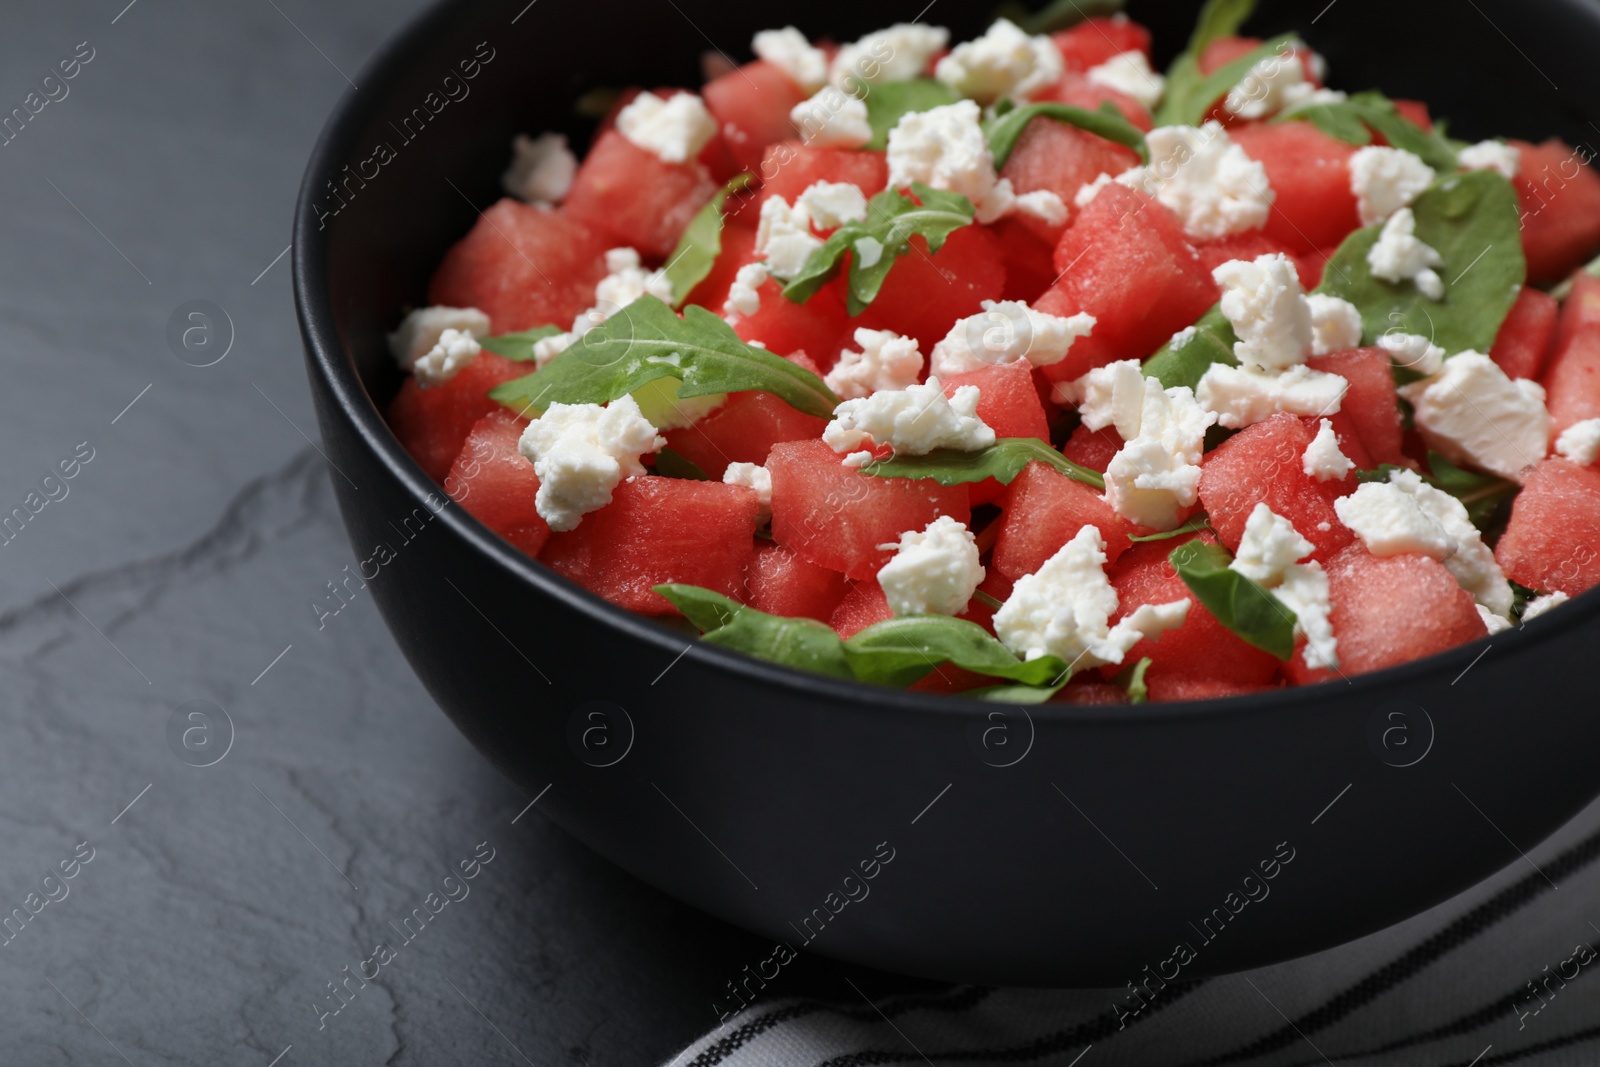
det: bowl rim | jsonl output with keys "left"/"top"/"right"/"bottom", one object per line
{"left": 291, "top": 0, "right": 1599, "bottom": 727}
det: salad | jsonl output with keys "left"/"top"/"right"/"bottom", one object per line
{"left": 384, "top": 0, "right": 1600, "bottom": 704}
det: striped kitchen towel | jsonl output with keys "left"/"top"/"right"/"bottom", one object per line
{"left": 665, "top": 794, "right": 1600, "bottom": 1067}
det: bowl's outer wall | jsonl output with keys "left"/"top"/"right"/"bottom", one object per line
{"left": 296, "top": 0, "right": 1600, "bottom": 985}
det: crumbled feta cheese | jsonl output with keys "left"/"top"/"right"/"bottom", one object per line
{"left": 1104, "top": 376, "right": 1217, "bottom": 529}
{"left": 825, "top": 329, "right": 925, "bottom": 400}
{"left": 1377, "top": 331, "right": 1446, "bottom": 376}
{"left": 1169, "top": 325, "right": 1199, "bottom": 348}
{"left": 502, "top": 133, "right": 578, "bottom": 204}
{"left": 723, "top": 262, "right": 769, "bottom": 320}
{"left": 1307, "top": 294, "right": 1364, "bottom": 356}
{"left": 1334, "top": 468, "right": 1513, "bottom": 615}
{"left": 886, "top": 100, "right": 1015, "bottom": 223}
{"left": 1555, "top": 418, "right": 1600, "bottom": 467}
{"left": 411, "top": 327, "right": 480, "bottom": 386}
{"left": 753, "top": 26, "right": 829, "bottom": 94}
{"left": 1067, "top": 358, "right": 1146, "bottom": 437}
{"left": 928, "top": 300, "right": 1097, "bottom": 376}
{"left": 994, "top": 526, "right": 1190, "bottom": 666}
{"left": 934, "top": 18, "right": 1063, "bottom": 104}
{"left": 1074, "top": 172, "right": 1114, "bottom": 208}
{"left": 1303, "top": 418, "right": 1354, "bottom": 481}
{"left": 517, "top": 396, "right": 665, "bottom": 532}
{"left": 1214, "top": 254, "right": 1313, "bottom": 371}
{"left": 1349, "top": 146, "right": 1435, "bottom": 225}
{"left": 722, "top": 461, "right": 773, "bottom": 522}
{"left": 1477, "top": 603, "right": 1513, "bottom": 634}
{"left": 1398, "top": 351, "right": 1549, "bottom": 481}
{"left": 533, "top": 331, "right": 574, "bottom": 369}
{"left": 831, "top": 24, "right": 950, "bottom": 89}
{"left": 797, "top": 181, "right": 870, "bottom": 229}
{"left": 1087, "top": 50, "right": 1164, "bottom": 110}
{"left": 1010, "top": 189, "right": 1069, "bottom": 227}
{"left": 388, "top": 305, "right": 491, "bottom": 368}
{"left": 1367, "top": 207, "right": 1444, "bottom": 300}
{"left": 1117, "top": 123, "right": 1274, "bottom": 240}
{"left": 616, "top": 91, "right": 718, "bottom": 164}
{"left": 1457, "top": 139, "right": 1521, "bottom": 181}
{"left": 790, "top": 87, "right": 874, "bottom": 148}
{"left": 594, "top": 247, "right": 676, "bottom": 311}
{"left": 823, "top": 377, "right": 996, "bottom": 457}
{"left": 1196, "top": 363, "right": 1348, "bottom": 428}
{"left": 1229, "top": 503, "right": 1338, "bottom": 668}
{"left": 876, "top": 515, "right": 985, "bottom": 617}
{"left": 756, "top": 196, "right": 824, "bottom": 280}
{"left": 1224, "top": 46, "right": 1307, "bottom": 120}
{"left": 1523, "top": 591, "right": 1570, "bottom": 622}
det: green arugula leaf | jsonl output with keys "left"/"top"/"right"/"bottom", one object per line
{"left": 661, "top": 174, "right": 756, "bottom": 308}
{"left": 996, "top": 0, "right": 1126, "bottom": 36}
{"left": 652, "top": 448, "right": 709, "bottom": 481}
{"left": 967, "top": 679, "right": 1071, "bottom": 703}
{"left": 861, "top": 437, "right": 1106, "bottom": 490}
{"left": 1141, "top": 306, "right": 1239, "bottom": 390}
{"left": 1315, "top": 170, "right": 1526, "bottom": 354}
{"left": 1425, "top": 451, "right": 1518, "bottom": 530}
{"left": 783, "top": 183, "right": 976, "bottom": 316}
{"left": 985, "top": 101, "right": 1149, "bottom": 169}
{"left": 844, "top": 615, "right": 1073, "bottom": 688}
{"left": 1155, "top": 0, "right": 1288, "bottom": 129}
{"left": 1355, "top": 464, "right": 1405, "bottom": 484}
{"left": 1127, "top": 514, "right": 1211, "bottom": 542}
{"left": 863, "top": 79, "right": 961, "bottom": 151}
{"left": 1509, "top": 580, "right": 1539, "bottom": 621}
{"left": 1112, "top": 656, "right": 1152, "bottom": 703}
{"left": 1168, "top": 540, "right": 1297, "bottom": 659}
{"left": 479, "top": 325, "right": 565, "bottom": 362}
{"left": 1276, "top": 90, "right": 1458, "bottom": 172}
{"left": 489, "top": 297, "right": 839, "bottom": 419}
{"left": 654, "top": 585, "right": 855, "bottom": 680}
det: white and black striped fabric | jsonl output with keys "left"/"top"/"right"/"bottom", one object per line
{"left": 666, "top": 796, "right": 1600, "bottom": 1067}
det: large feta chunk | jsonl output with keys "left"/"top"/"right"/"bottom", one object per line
{"left": 1307, "top": 294, "right": 1364, "bottom": 356}
{"left": 755, "top": 196, "right": 824, "bottom": 280}
{"left": 1214, "top": 254, "right": 1313, "bottom": 371}
{"left": 886, "top": 100, "right": 1012, "bottom": 223}
{"left": 411, "top": 328, "right": 480, "bottom": 386}
{"left": 823, "top": 377, "right": 996, "bottom": 459}
{"left": 1302, "top": 418, "right": 1355, "bottom": 481}
{"left": 993, "top": 526, "right": 1189, "bottom": 666}
{"left": 929, "top": 300, "right": 1097, "bottom": 376}
{"left": 615, "top": 91, "right": 718, "bottom": 164}
{"left": 1104, "top": 377, "right": 1217, "bottom": 529}
{"left": 1349, "top": 145, "right": 1436, "bottom": 225}
{"left": 797, "top": 180, "right": 870, "bottom": 229}
{"left": 934, "top": 17, "right": 1062, "bottom": 104}
{"left": 753, "top": 26, "right": 829, "bottom": 94}
{"left": 1457, "top": 139, "right": 1520, "bottom": 181}
{"left": 388, "top": 305, "right": 491, "bottom": 368}
{"left": 1478, "top": 603, "right": 1513, "bottom": 635}
{"left": 1555, "top": 418, "right": 1600, "bottom": 467}
{"left": 1229, "top": 503, "right": 1338, "bottom": 669}
{"left": 791, "top": 87, "right": 873, "bottom": 148}
{"left": 1117, "top": 122, "right": 1274, "bottom": 240}
{"left": 825, "top": 329, "right": 925, "bottom": 400}
{"left": 1523, "top": 591, "right": 1571, "bottom": 621}
{"left": 1377, "top": 331, "right": 1446, "bottom": 377}
{"left": 517, "top": 396, "right": 665, "bottom": 532}
{"left": 1066, "top": 358, "right": 1146, "bottom": 438}
{"left": 1398, "top": 352, "right": 1549, "bottom": 482}
{"left": 1366, "top": 207, "right": 1444, "bottom": 300}
{"left": 594, "top": 247, "right": 676, "bottom": 311}
{"left": 1231, "top": 503, "right": 1315, "bottom": 583}
{"left": 1196, "top": 363, "right": 1348, "bottom": 428}
{"left": 1223, "top": 46, "right": 1309, "bottom": 120}
{"left": 723, "top": 262, "right": 769, "bottom": 321}
{"left": 831, "top": 24, "right": 950, "bottom": 89}
{"left": 722, "top": 461, "right": 773, "bottom": 522}
{"left": 877, "top": 515, "right": 985, "bottom": 617}
{"left": 502, "top": 133, "right": 578, "bottom": 204}
{"left": 1087, "top": 50, "right": 1164, "bottom": 110}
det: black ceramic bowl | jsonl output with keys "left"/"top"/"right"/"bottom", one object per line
{"left": 295, "top": 0, "right": 1600, "bottom": 985}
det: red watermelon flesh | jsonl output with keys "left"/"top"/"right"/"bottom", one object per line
{"left": 1198, "top": 413, "right": 1354, "bottom": 562}
{"left": 1543, "top": 273, "right": 1600, "bottom": 438}
{"left": 991, "top": 218, "right": 1058, "bottom": 303}
{"left": 1490, "top": 286, "right": 1560, "bottom": 382}
{"left": 1512, "top": 139, "right": 1600, "bottom": 286}
{"left": 993, "top": 460, "right": 1140, "bottom": 580}
{"left": 682, "top": 218, "right": 759, "bottom": 313}
{"left": 1034, "top": 72, "right": 1153, "bottom": 132}
{"left": 940, "top": 362, "right": 1050, "bottom": 506}
{"left": 1051, "top": 16, "right": 1152, "bottom": 72}
{"left": 1495, "top": 458, "right": 1600, "bottom": 596}
{"left": 1229, "top": 122, "right": 1360, "bottom": 254}
{"left": 1392, "top": 99, "right": 1432, "bottom": 131}
{"left": 1062, "top": 422, "right": 1124, "bottom": 473}
{"left": 1053, "top": 678, "right": 1130, "bottom": 705}
{"left": 1307, "top": 347, "right": 1405, "bottom": 465}
{"left": 1000, "top": 118, "right": 1143, "bottom": 243}
{"left": 745, "top": 541, "right": 851, "bottom": 622}
{"left": 757, "top": 142, "right": 888, "bottom": 207}
{"left": 702, "top": 60, "right": 804, "bottom": 176}
{"left": 733, "top": 277, "right": 850, "bottom": 369}
{"left": 830, "top": 579, "right": 892, "bottom": 638}
{"left": 445, "top": 410, "right": 549, "bottom": 556}
{"left": 768, "top": 439, "right": 971, "bottom": 579}
{"left": 1047, "top": 183, "right": 1217, "bottom": 361}
{"left": 564, "top": 129, "right": 719, "bottom": 259}
{"left": 856, "top": 226, "right": 1008, "bottom": 353}
{"left": 427, "top": 200, "right": 610, "bottom": 334}
{"left": 662, "top": 388, "right": 828, "bottom": 480}
{"left": 1030, "top": 307, "right": 1124, "bottom": 390}
{"left": 388, "top": 353, "right": 529, "bottom": 482}
{"left": 1145, "top": 675, "right": 1279, "bottom": 703}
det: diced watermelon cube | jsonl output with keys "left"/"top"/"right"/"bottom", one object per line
{"left": 1052, "top": 678, "right": 1130, "bottom": 705}
{"left": 1033, "top": 71, "right": 1153, "bottom": 132}
{"left": 993, "top": 460, "right": 1140, "bottom": 580}
{"left": 1000, "top": 117, "right": 1143, "bottom": 243}
{"left": 682, "top": 217, "right": 759, "bottom": 312}
{"left": 1543, "top": 273, "right": 1600, "bottom": 437}
{"left": 768, "top": 439, "right": 971, "bottom": 579}
{"left": 1295, "top": 249, "right": 1332, "bottom": 290}
{"left": 387, "top": 353, "right": 529, "bottom": 482}
{"left": 539, "top": 476, "right": 759, "bottom": 614}
{"left": 1490, "top": 286, "right": 1560, "bottom": 382}
{"left": 1512, "top": 138, "right": 1600, "bottom": 285}
{"left": 565, "top": 129, "right": 720, "bottom": 259}
{"left": 1495, "top": 458, "right": 1600, "bottom": 596}
{"left": 1198, "top": 413, "right": 1354, "bottom": 561}
{"left": 1062, "top": 422, "right": 1124, "bottom": 473}
{"left": 744, "top": 541, "right": 851, "bottom": 621}
{"left": 1197, "top": 37, "right": 1322, "bottom": 86}
{"left": 734, "top": 278, "right": 851, "bottom": 369}
{"left": 830, "top": 579, "right": 892, "bottom": 638}
{"left": 1051, "top": 16, "right": 1152, "bottom": 71}
{"left": 1306, "top": 347, "right": 1406, "bottom": 465}
{"left": 1392, "top": 99, "right": 1432, "bottom": 131}
{"left": 855, "top": 225, "right": 1008, "bottom": 353}
{"left": 940, "top": 362, "right": 1050, "bottom": 505}
{"left": 1047, "top": 183, "right": 1218, "bottom": 360}
{"left": 757, "top": 142, "right": 888, "bottom": 207}
{"left": 1144, "top": 674, "right": 1279, "bottom": 703}
{"left": 1324, "top": 409, "right": 1375, "bottom": 472}
{"left": 1229, "top": 122, "right": 1361, "bottom": 254}
{"left": 702, "top": 60, "right": 805, "bottom": 176}
{"left": 445, "top": 410, "right": 549, "bottom": 556}
{"left": 427, "top": 200, "right": 610, "bottom": 334}
{"left": 991, "top": 217, "right": 1058, "bottom": 303}
{"left": 662, "top": 387, "right": 829, "bottom": 480}
{"left": 908, "top": 664, "right": 994, "bottom": 695}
